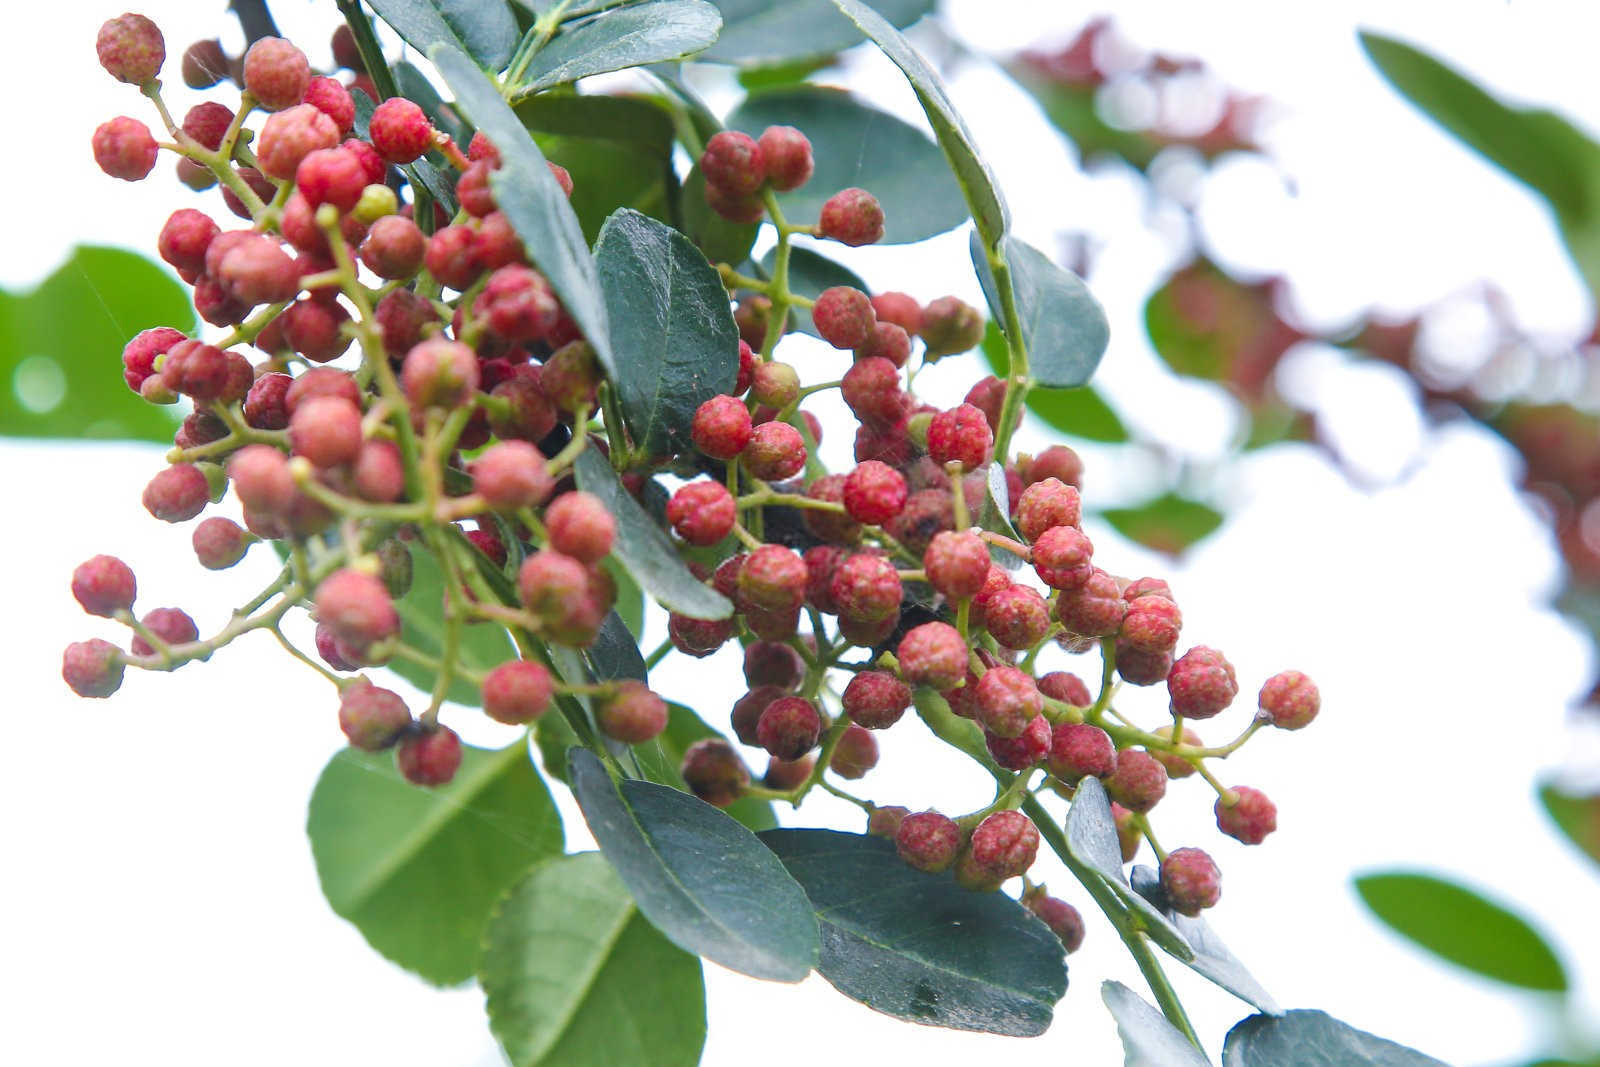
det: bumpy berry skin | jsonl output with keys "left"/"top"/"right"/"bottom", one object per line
{"left": 122, "top": 327, "right": 186, "bottom": 393}
{"left": 97, "top": 14, "right": 164, "bottom": 84}
{"left": 396, "top": 725, "right": 463, "bottom": 787}
{"left": 668, "top": 481, "right": 736, "bottom": 547}
{"left": 758, "top": 125, "right": 813, "bottom": 191}
{"left": 425, "top": 225, "right": 485, "bottom": 291}
{"left": 192, "top": 517, "right": 251, "bottom": 570}
{"left": 927, "top": 404, "right": 992, "bottom": 473}
{"left": 739, "top": 545, "right": 808, "bottom": 613}
{"left": 1024, "top": 444, "right": 1084, "bottom": 489}
{"left": 743, "top": 641, "right": 803, "bottom": 691}
{"left": 742, "top": 421, "right": 806, "bottom": 482}
{"left": 763, "top": 755, "right": 813, "bottom": 791}
{"left": 1216, "top": 786, "right": 1278, "bottom": 845}
{"left": 228, "top": 444, "right": 295, "bottom": 515}
{"left": 974, "top": 667, "right": 1042, "bottom": 739}
{"left": 143, "top": 464, "right": 209, "bottom": 523}
{"left": 895, "top": 811, "right": 962, "bottom": 873}
{"left": 1037, "top": 671, "right": 1092, "bottom": 706}
{"left": 872, "top": 292, "right": 922, "bottom": 334}
{"left": 829, "top": 553, "right": 902, "bottom": 624}
{"left": 1024, "top": 891, "right": 1085, "bottom": 953}
{"left": 369, "top": 97, "right": 434, "bottom": 164}
{"left": 1056, "top": 569, "right": 1127, "bottom": 637}
{"left": 181, "top": 101, "right": 233, "bottom": 150}
{"left": 830, "top": 723, "right": 879, "bottom": 779}
{"left": 63, "top": 639, "right": 125, "bottom": 698}
{"left": 841, "top": 670, "right": 912, "bottom": 730}
{"left": 691, "top": 394, "right": 753, "bottom": 460}
{"left": 1148, "top": 725, "right": 1201, "bottom": 779}
{"left": 482, "top": 660, "right": 554, "bottom": 725}
{"left": 801, "top": 476, "right": 861, "bottom": 546}
{"left": 1259, "top": 670, "right": 1319, "bottom": 730}
{"left": 868, "top": 804, "right": 910, "bottom": 839}
{"left": 731, "top": 685, "right": 784, "bottom": 746}
{"left": 1105, "top": 750, "right": 1167, "bottom": 814}
{"left": 402, "top": 338, "right": 480, "bottom": 410}
{"left": 130, "top": 606, "right": 199, "bottom": 655}
{"left": 351, "top": 440, "right": 405, "bottom": 503}
{"left": 476, "top": 265, "right": 559, "bottom": 342}
{"left": 841, "top": 357, "right": 906, "bottom": 428}
{"left": 598, "top": 681, "right": 669, "bottom": 743}
{"left": 756, "top": 695, "right": 822, "bottom": 761}
{"left": 1161, "top": 847, "right": 1221, "bottom": 916}
{"left": 471, "top": 441, "right": 552, "bottom": 511}
{"left": 814, "top": 286, "right": 876, "bottom": 350}
{"left": 1120, "top": 594, "right": 1182, "bottom": 654}
{"left": 158, "top": 209, "right": 219, "bottom": 275}
{"left": 219, "top": 235, "right": 300, "bottom": 305}
{"left": 856, "top": 322, "right": 911, "bottom": 367}
{"left": 1032, "top": 525, "right": 1094, "bottom": 590}
{"left": 256, "top": 104, "right": 339, "bottom": 180}
{"left": 1115, "top": 643, "right": 1174, "bottom": 687}
{"left": 242, "top": 37, "right": 310, "bottom": 109}
{"left": 705, "top": 183, "right": 764, "bottom": 224}
{"left": 919, "top": 296, "right": 984, "bottom": 358}
{"left": 545, "top": 491, "right": 614, "bottom": 565}
{"left": 982, "top": 585, "right": 1051, "bottom": 651}
{"left": 819, "top": 187, "right": 884, "bottom": 246}
{"left": 1049, "top": 723, "right": 1117, "bottom": 783}
{"left": 963, "top": 376, "right": 1005, "bottom": 431}
{"left": 669, "top": 613, "right": 734, "bottom": 658}
{"left": 1167, "top": 646, "right": 1238, "bottom": 720}
{"left": 304, "top": 76, "right": 355, "bottom": 134}
{"left": 700, "top": 131, "right": 766, "bottom": 196}
{"left": 338, "top": 680, "right": 412, "bottom": 750}
{"left": 315, "top": 568, "right": 399, "bottom": 654}
{"left": 986, "top": 714, "right": 1051, "bottom": 770}
{"left": 359, "top": 215, "right": 426, "bottom": 279}
{"left": 750, "top": 360, "right": 799, "bottom": 410}
{"left": 93, "top": 117, "right": 158, "bottom": 181}
{"left": 968, "top": 810, "right": 1040, "bottom": 883}
{"left": 839, "top": 461, "right": 906, "bottom": 527}
{"left": 296, "top": 146, "right": 367, "bottom": 212}
{"left": 896, "top": 622, "right": 967, "bottom": 691}
{"left": 681, "top": 738, "right": 750, "bottom": 807}
{"left": 72, "top": 555, "right": 137, "bottom": 618}
{"left": 1124, "top": 576, "right": 1173, "bottom": 601}
{"left": 1015, "top": 479, "right": 1081, "bottom": 543}
{"left": 289, "top": 396, "right": 362, "bottom": 469}
{"left": 924, "top": 531, "right": 989, "bottom": 600}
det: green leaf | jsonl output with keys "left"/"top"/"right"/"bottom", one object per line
{"left": 0, "top": 246, "right": 191, "bottom": 443}
{"left": 737, "top": 56, "right": 832, "bottom": 91}
{"left": 431, "top": 44, "right": 614, "bottom": 373}
{"left": 394, "top": 59, "right": 472, "bottom": 146}
{"left": 1223, "top": 1009, "right": 1448, "bottom": 1067}
{"left": 569, "top": 747, "right": 819, "bottom": 980}
{"left": 586, "top": 611, "right": 646, "bottom": 682}
{"left": 1101, "top": 981, "right": 1209, "bottom": 1067}
{"left": 680, "top": 164, "right": 761, "bottom": 263}
{"left": 726, "top": 87, "right": 969, "bottom": 244}
{"left": 1359, "top": 32, "right": 1600, "bottom": 295}
{"left": 594, "top": 209, "right": 740, "bottom": 456}
{"left": 980, "top": 321, "right": 1127, "bottom": 443}
{"left": 1130, "top": 866, "right": 1280, "bottom": 1015}
{"left": 703, "top": 0, "right": 934, "bottom": 67}
{"left": 760, "top": 829, "right": 1068, "bottom": 1035}
{"left": 516, "top": 92, "right": 677, "bottom": 156}
{"left": 538, "top": 134, "right": 673, "bottom": 244}
{"left": 370, "top": 0, "right": 520, "bottom": 71}
{"left": 759, "top": 246, "right": 866, "bottom": 337}
{"left": 1539, "top": 781, "right": 1600, "bottom": 873}
{"left": 307, "top": 739, "right": 563, "bottom": 985}
{"left": 388, "top": 538, "right": 514, "bottom": 707}
{"left": 911, "top": 686, "right": 998, "bottom": 771}
{"left": 518, "top": 0, "right": 722, "bottom": 93}
{"left": 1101, "top": 493, "right": 1224, "bottom": 556}
{"left": 827, "top": 0, "right": 1007, "bottom": 250}
{"left": 1064, "top": 777, "right": 1193, "bottom": 961}
{"left": 631, "top": 702, "right": 776, "bottom": 830}
{"left": 574, "top": 448, "right": 732, "bottom": 619}
{"left": 1354, "top": 870, "right": 1568, "bottom": 993}
{"left": 481, "top": 852, "right": 707, "bottom": 1067}
{"left": 971, "top": 232, "right": 1109, "bottom": 389}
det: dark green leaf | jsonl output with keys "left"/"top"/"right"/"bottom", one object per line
{"left": 703, "top": 0, "right": 934, "bottom": 67}
{"left": 1539, "top": 781, "right": 1600, "bottom": 873}
{"left": 307, "top": 739, "right": 563, "bottom": 985}
{"left": 534, "top": 713, "right": 582, "bottom": 783}
{"left": 516, "top": 92, "right": 677, "bottom": 156}
{"left": 1101, "top": 493, "right": 1224, "bottom": 556}
{"left": 727, "top": 87, "right": 968, "bottom": 244}
{"left": 827, "top": 0, "right": 1007, "bottom": 249}
{"left": 760, "top": 246, "right": 866, "bottom": 336}
{"left": 603, "top": 557, "right": 645, "bottom": 636}
{"left": 1101, "top": 981, "right": 1209, "bottom": 1067}
{"left": 535, "top": 133, "right": 673, "bottom": 244}
{"left": 431, "top": 44, "right": 614, "bottom": 372}
{"left": 481, "top": 852, "right": 707, "bottom": 1067}
{"left": 1223, "top": 1010, "right": 1448, "bottom": 1067}
{"left": 981, "top": 320, "right": 1127, "bottom": 442}
{"left": 594, "top": 209, "right": 740, "bottom": 456}
{"left": 631, "top": 703, "right": 776, "bottom": 830}
{"left": 1354, "top": 871, "right": 1568, "bottom": 992}
{"left": 370, "top": 0, "right": 520, "bottom": 70}
{"left": 971, "top": 232, "right": 1109, "bottom": 389}
{"left": 569, "top": 748, "right": 819, "bottom": 980}
{"left": 1130, "top": 866, "right": 1280, "bottom": 1015}
{"left": 761, "top": 829, "right": 1067, "bottom": 1035}
{"left": 586, "top": 611, "right": 646, "bottom": 682}
{"left": 0, "top": 246, "right": 190, "bottom": 443}
{"left": 680, "top": 164, "right": 761, "bottom": 263}
{"left": 574, "top": 448, "right": 733, "bottom": 619}
{"left": 518, "top": 0, "right": 722, "bottom": 93}
{"left": 389, "top": 539, "right": 514, "bottom": 707}
{"left": 1064, "top": 777, "right": 1192, "bottom": 961}
{"left": 1360, "top": 32, "right": 1600, "bottom": 295}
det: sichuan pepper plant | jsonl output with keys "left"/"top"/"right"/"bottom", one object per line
{"left": 66, "top": 3, "right": 1444, "bottom": 1063}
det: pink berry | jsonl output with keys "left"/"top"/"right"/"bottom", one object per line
{"left": 829, "top": 552, "right": 903, "bottom": 624}
{"left": 192, "top": 517, "right": 251, "bottom": 570}
{"left": 758, "top": 125, "right": 813, "bottom": 191}
{"left": 1049, "top": 723, "right": 1117, "bottom": 783}
{"left": 1056, "top": 569, "right": 1127, "bottom": 637}
{"left": 896, "top": 622, "right": 966, "bottom": 691}
{"left": 1015, "top": 478, "right": 1081, "bottom": 543}
{"left": 72, "top": 555, "right": 137, "bottom": 617}
{"left": 1024, "top": 891, "right": 1085, "bottom": 953}
{"left": 1148, "top": 725, "right": 1201, "bottom": 779}
{"left": 855, "top": 321, "right": 912, "bottom": 367}
{"left": 402, "top": 337, "right": 480, "bottom": 410}
{"left": 681, "top": 738, "right": 750, "bottom": 807}
{"left": 315, "top": 568, "right": 399, "bottom": 654}
{"left": 982, "top": 585, "right": 1050, "bottom": 651}
{"left": 122, "top": 326, "right": 186, "bottom": 392}
{"left": 750, "top": 361, "right": 800, "bottom": 410}
{"left": 667, "top": 481, "right": 736, "bottom": 547}
{"left": 739, "top": 544, "right": 808, "bottom": 614}
{"left": 1038, "top": 671, "right": 1092, "bottom": 706}
{"left": 370, "top": 97, "right": 435, "bottom": 163}
{"left": 819, "top": 187, "right": 884, "bottom": 246}
{"left": 986, "top": 714, "right": 1051, "bottom": 770}
{"left": 919, "top": 296, "right": 983, "bottom": 358}
{"left": 691, "top": 394, "right": 753, "bottom": 460}
{"left": 813, "top": 286, "right": 876, "bottom": 350}
{"left": 1216, "top": 786, "right": 1277, "bottom": 845}
{"left": 158, "top": 209, "right": 220, "bottom": 274}
{"left": 129, "top": 606, "right": 198, "bottom": 656}
{"left": 289, "top": 395, "right": 363, "bottom": 469}
{"left": 967, "top": 810, "right": 1039, "bottom": 882}
{"left": 598, "top": 681, "right": 669, "bottom": 743}
{"left": 896, "top": 811, "right": 961, "bottom": 872}
{"left": 1032, "top": 526, "right": 1094, "bottom": 590}
{"left": 700, "top": 130, "right": 766, "bottom": 196}
{"left": 924, "top": 531, "right": 989, "bottom": 600}
{"left": 181, "top": 39, "right": 228, "bottom": 89}
{"left": 843, "top": 461, "right": 908, "bottom": 526}
{"left": 396, "top": 725, "right": 463, "bottom": 787}
{"left": 1259, "top": 670, "right": 1320, "bottom": 730}
{"left": 295, "top": 146, "right": 367, "bottom": 212}
{"left": 1120, "top": 595, "right": 1182, "bottom": 655}
{"left": 1160, "top": 847, "right": 1221, "bottom": 916}
{"left": 840, "top": 357, "right": 905, "bottom": 428}
{"left": 841, "top": 670, "right": 911, "bottom": 730}
{"left": 927, "top": 403, "right": 992, "bottom": 473}
{"left": 471, "top": 441, "right": 552, "bottom": 510}
{"left": 868, "top": 804, "right": 910, "bottom": 838}
{"left": 975, "top": 666, "right": 1042, "bottom": 739}
{"left": 1105, "top": 749, "right": 1167, "bottom": 814}
{"left": 242, "top": 37, "right": 311, "bottom": 110}
{"left": 545, "top": 491, "right": 614, "bottom": 564}
{"left": 92, "top": 117, "right": 158, "bottom": 181}
{"left": 872, "top": 292, "right": 922, "bottom": 334}
{"left": 829, "top": 723, "right": 879, "bottom": 779}
{"left": 143, "top": 464, "right": 209, "bottom": 522}
{"left": 63, "top": 638, "right": 126, "bottom": 698}
{"left": 741, "top": 421, "right": 806, "bottom": 482}
{"left": 338, "top": 679, "right": 412, "bottom": 750}
{"left": 181, "top": 101, "right": 234, "bottom": 150}
{"left": 1167, "top": 645, "right": 1238, "bottom": 720}
{"left": 743, "top": 641, "right": 804, "bottom": 690}
{"left": 96, "top": 13, "right": 165, "bottom": 84}
{"left": 228, "top": 444, "right": 295, "bottom": 515}
{"left": 756, "top": 695, "right": 822, "bottom": 761}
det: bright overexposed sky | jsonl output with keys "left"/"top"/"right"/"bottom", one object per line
{"left": 7, "top": 2, "right": 1600, "bottom": 1065}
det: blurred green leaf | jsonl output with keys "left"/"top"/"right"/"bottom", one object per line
{"left": 972, "top": 233, "right": 1109, "bottom": 389}
{"left": 0, "top": 246, "right": 191, "bottom": 443}
{"left": 371, "top": 0, "right": 520, "bottom": 71}
{"left": 1540, "top": 781, "right": 1600, "bottom": 874}
{"left": 680, "top": 163, "right": 761, "bottom": 264}
{"left": 1360, "top": 31, "right": 1600, "bottom": 295}
{"left": 388, "top": 539, "right": 514, "bottom": 707}
{"left": 737, "top": 56, "right": 832, "bottom": 91}
{"left": 980, "top": 321, "right": 1127, "bottom": 443}
{"left": 518, "top": 0, "right": 722, "bottom": 93}
{"left": 1101, "top": 493, "right": 1223, "bottom": 556}
{"left": 1354, "top": 870, "right": 1568, "bottom": 993}
{"left": 516, "top": 92, "right": 677, "bottom": 156}
{"left": 702, "top": 0, "right": 934, "bottom": 66}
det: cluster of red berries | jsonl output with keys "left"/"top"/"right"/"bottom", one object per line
{"left": 67, "top": 13, "right": 1321, "bottom": 950}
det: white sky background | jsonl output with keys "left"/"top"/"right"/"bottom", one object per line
{"left": 6, "top": 1, "right": 1600, "bottom": 1064}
